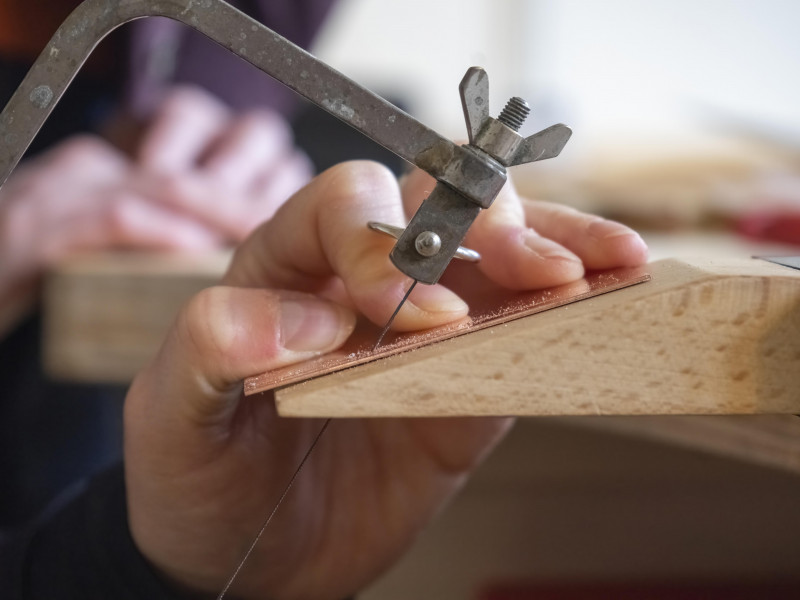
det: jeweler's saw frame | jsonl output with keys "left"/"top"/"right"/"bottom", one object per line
{"left": 0, "top": 0, "right": 570, "bottom": 288}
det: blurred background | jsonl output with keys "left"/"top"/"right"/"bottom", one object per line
{"left": 5, "top": 2, "right": 798, "bottom": 598}
{"left": 310, "top": 2, "right": 800, "bottom": 598}
{"left": 313, "top": 0, "right": 800, "bottom": 255}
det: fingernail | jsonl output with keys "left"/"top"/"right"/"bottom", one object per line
{"left": 588, "top": 218, "right": 639, "bottom": 241}
{"left": 523, "top": 231, "right": 581, "bottom": 262}
{"left": 280, "top": 299, "right": 355, "bottom": 353}
{"left": 408, "top": 284, "right": 468, "bottom": 315}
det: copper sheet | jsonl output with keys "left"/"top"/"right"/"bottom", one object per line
{"left": 244, "top": 265, "right": 650, "bottom": 395}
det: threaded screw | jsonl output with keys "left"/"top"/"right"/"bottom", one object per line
{"left": 497, "top": 97, "right": 530, "bottom": 132}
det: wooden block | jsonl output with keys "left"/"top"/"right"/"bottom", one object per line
{"left": 274, "top": 257, "right": 800, "bottom": 417}
{"left": 43, "top": 252, "right": 228, "bottom": 383}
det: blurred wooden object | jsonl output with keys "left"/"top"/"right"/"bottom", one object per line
{"left": 43, "top": 251, "right": 228, "bottom": 383}
{"left": 514, "top": 132, "right": 800, "bottom": 230}
{"left": 566, "top": 414, "right": 800, "bottom": 476}
{"left": 275, "top": 257, "right": 800, "bottom": 417}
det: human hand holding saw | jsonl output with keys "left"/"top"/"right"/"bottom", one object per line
{"left": 124, "top": 160, "right": 647, "bottom": 599}
{"left": 0, "top": 2, "right": 648, "bottom": 597}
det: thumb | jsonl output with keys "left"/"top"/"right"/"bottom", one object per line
{"left": 126, "top": 286, "right": 354, "bottom": 457}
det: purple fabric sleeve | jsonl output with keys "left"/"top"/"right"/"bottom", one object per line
{"left": 126, "top": 0, "right": 337, "bottom": 118}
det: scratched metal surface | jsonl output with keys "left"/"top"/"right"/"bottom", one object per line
{"left": 244, "top": 265, "right": 650, "bottom": 395}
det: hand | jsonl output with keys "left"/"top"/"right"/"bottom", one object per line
{"left": 136, "top": 86, "right": 313, "bottom": 242}
{"left": 0, "top": 87, "right": 312, "bottom": 337}
{"left": 0, "top": 135, "right": 224, "bottom": 335}
{"left": 124, "top": 161, "right": 647, "bottom": 600}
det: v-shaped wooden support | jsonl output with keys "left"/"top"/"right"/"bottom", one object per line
{"left": 267, "top": 257, "right": 800, "bottom": 418}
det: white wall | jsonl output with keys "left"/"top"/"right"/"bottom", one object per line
{"left": 314, "top": 0, "right": 800, "bottom": 148}
{"left": 312, "top": 0, "right": 543, "bottom": 139}
{"left": 534, "top": 0, "right": 800, "bottom": 142}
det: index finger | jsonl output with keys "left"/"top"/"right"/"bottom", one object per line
{"left": 401, "top": 169, "right": 648, "bottom": 289}
{"left": 401, "top": 169, "right": 584, "bottom": 289}
{"left": 224, "top": 161, "right": 468, "bottom": 331}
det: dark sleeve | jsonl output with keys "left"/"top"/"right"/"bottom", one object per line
{"left": 0, "top": 464, "right": 177, "bottom": 600}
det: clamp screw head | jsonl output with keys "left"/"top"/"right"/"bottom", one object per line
{"left": 414, "top": 231, "right": 442, "bottom": 257}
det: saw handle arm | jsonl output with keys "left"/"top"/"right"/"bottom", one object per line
{"left": 0, "top": 0, "right": 467, "bottom": 190}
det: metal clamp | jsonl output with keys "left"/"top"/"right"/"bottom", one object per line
{"left": 388, "top": 68, "right": 572, "bottom": 284}
{"left": 368, "top": 221, "right": 480, "bottom": 262}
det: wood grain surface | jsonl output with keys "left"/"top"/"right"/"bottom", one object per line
{"left": 274, "top": 257, "right": 800, "bottom": 417}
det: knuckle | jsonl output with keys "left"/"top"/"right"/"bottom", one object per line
{"left": 50, "top": 135, "right": 121, "bottom": 172}
{"left": 243, "top": 109, "right": 291, "bottom": 141}
{"left": 178, "top": 287, "right": 282, "bottom": 360}
{"left": 160, "top": 86, "right": 202, "bottom": 114}
{"left": 179, "top": 287, "right": 241, "bottom": 363}
{"left": 57, "top": 135, "right": 107, "bottom": 160}
{"left": 159, "top": 85, "right": 229, "bottom": 122}
{"left": 319, "top": 160, "right": 397, "bottom": 209}
{"left": 159, "top": 173, "right": 187, "bottom": 199}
